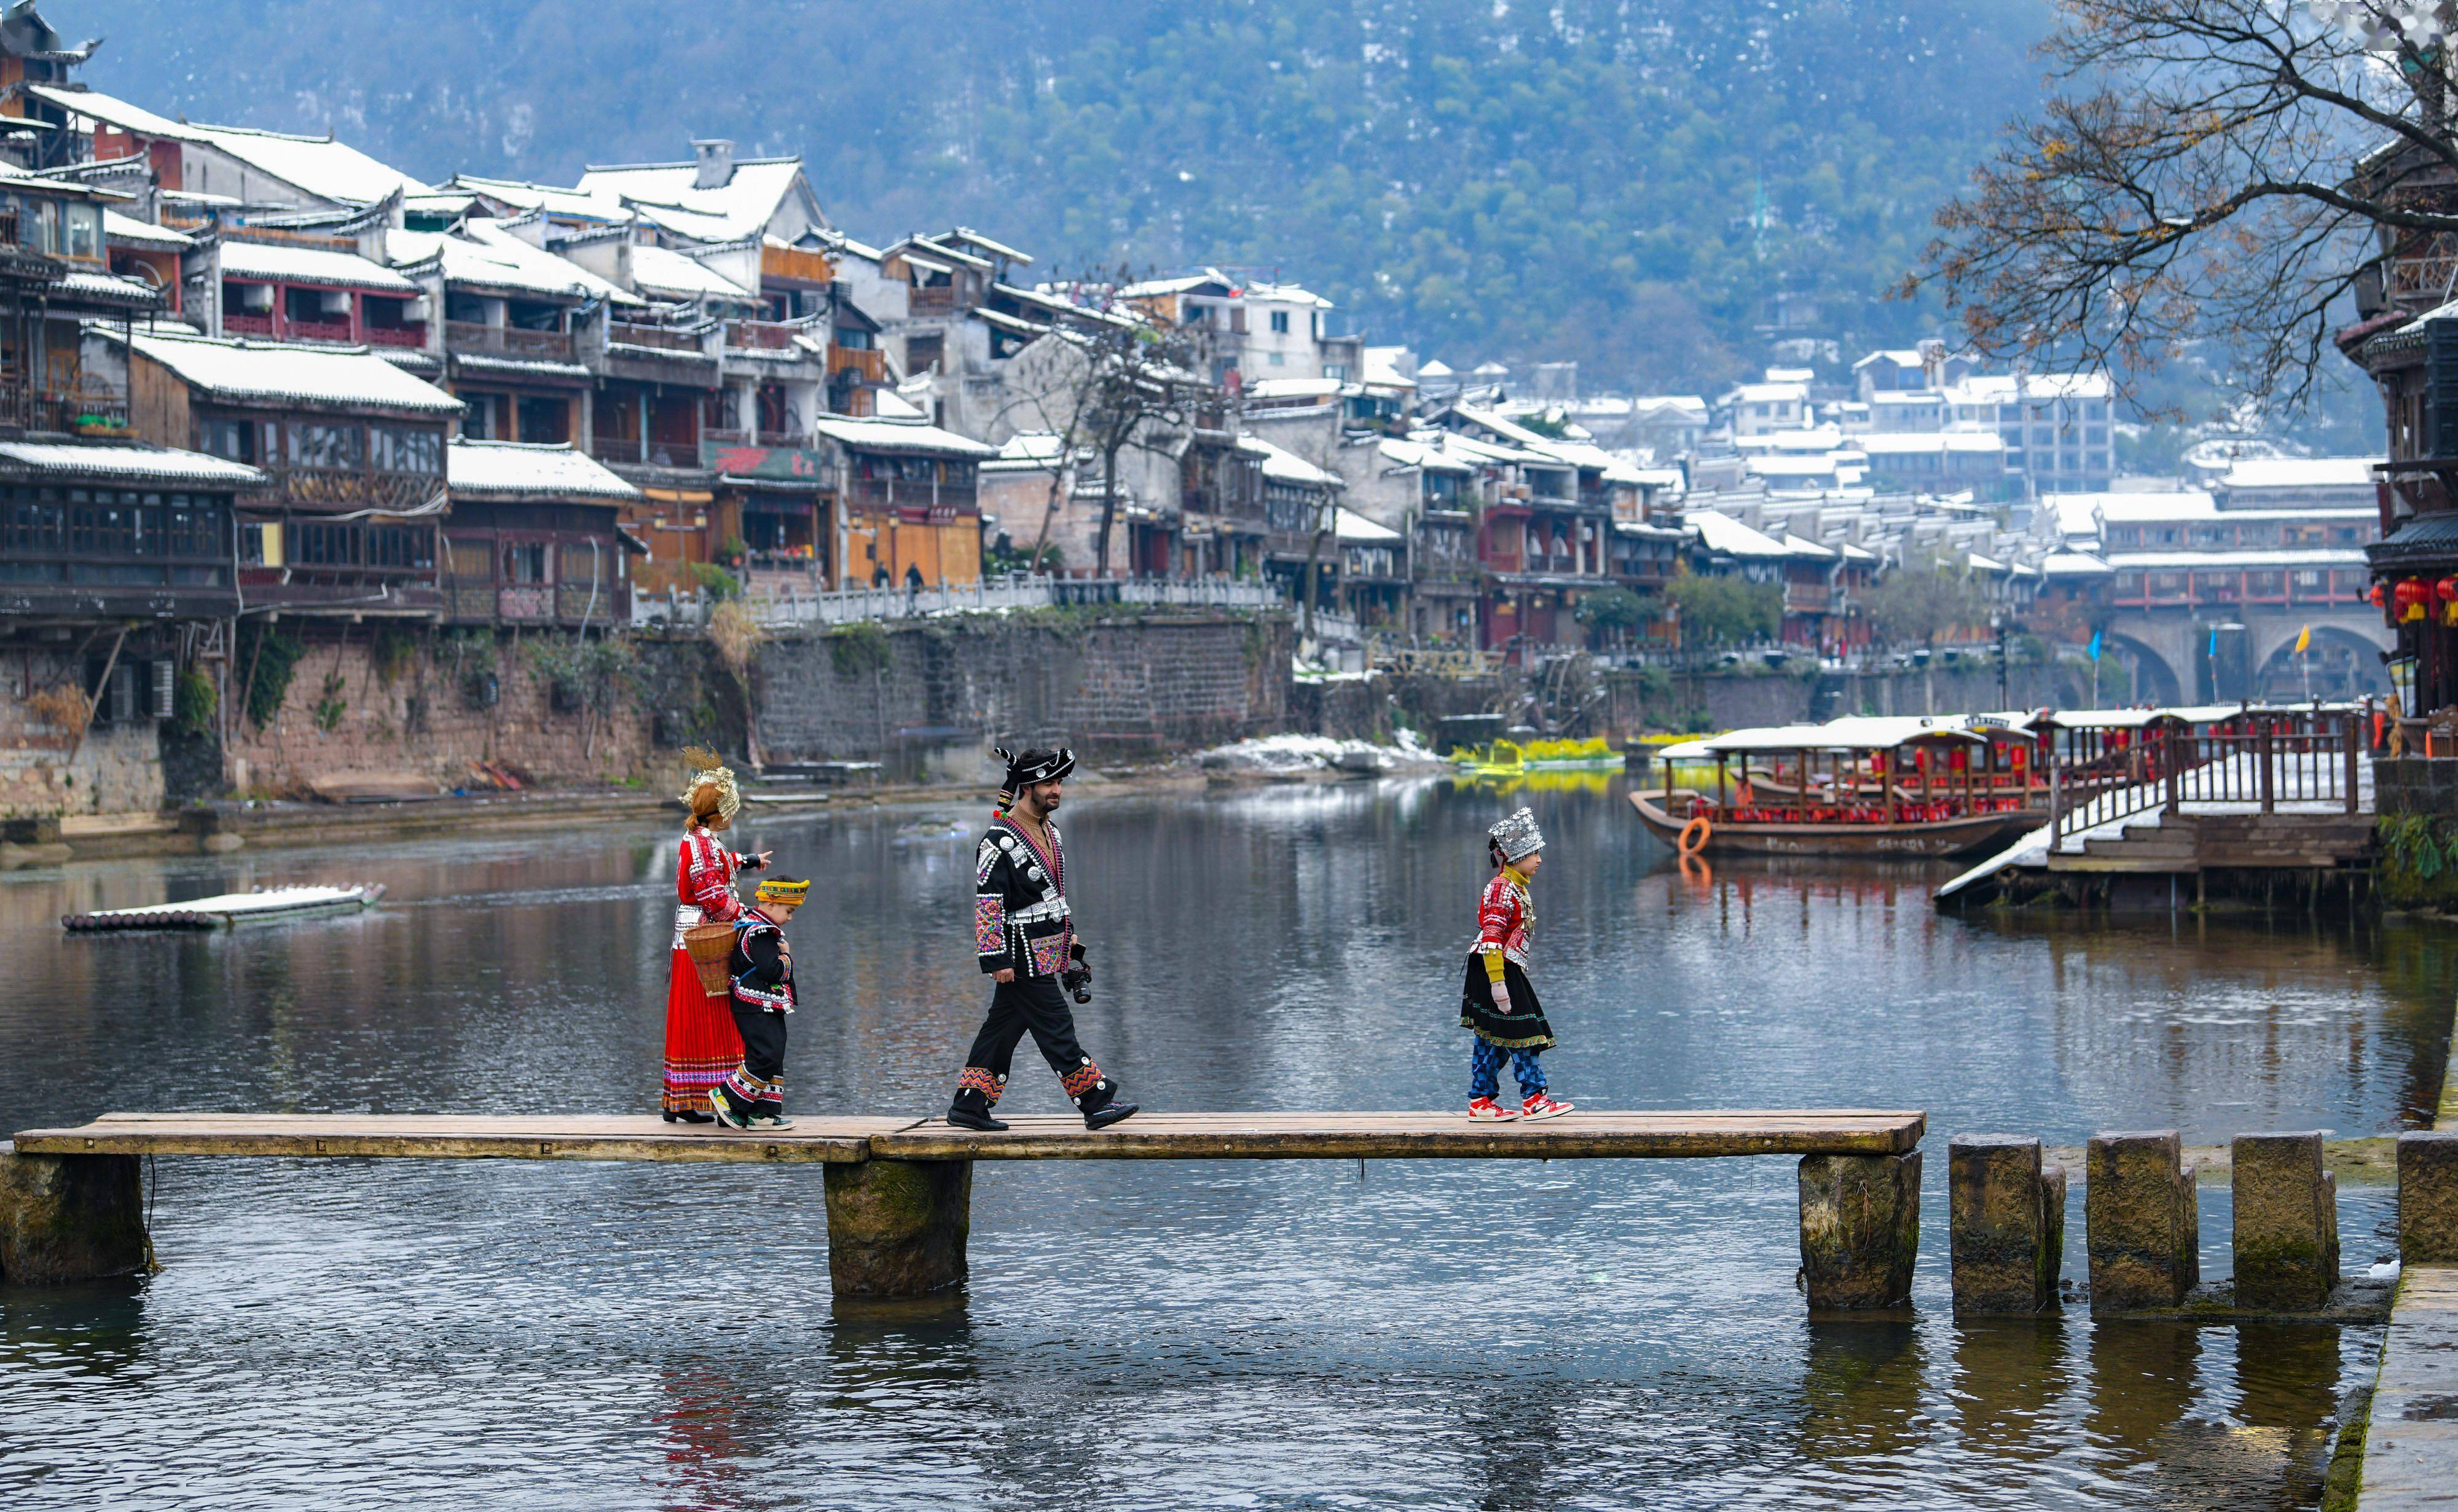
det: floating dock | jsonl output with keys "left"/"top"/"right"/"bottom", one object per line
{"left": 61, "top": 883, "right": 385, "bottom": 932}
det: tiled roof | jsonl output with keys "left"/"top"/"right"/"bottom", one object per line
{"left": 102, "top": 211, "right": 192, "bottom": 250}
{"left": 573, "top": 157, "right": 812, "bottom": 243}
{"left": 448, "top": 440, "right": 642, "bottom": 501}
{"left": 390, "top": 223, "right": 642, "bottom": 305}
{"left": 811, "top": 416, "right": 999, "bottom": 459}
{"left": 0, "top": 439, "right": 262, "bottom": 487}
{"left": 24, "top": 85, "right": 426, "bottom": 206}
{"left": 221, "top": 240, "right": 419, "bottom": 294}
{"left": 629, "top": 243, "right": 756, "bottom": 302}
{"left": 120, "top": 328, "right": 465, "bottom": 415}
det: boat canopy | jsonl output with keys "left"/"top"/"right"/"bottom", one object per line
{"left": 1656, "top": 713, "right": 2039, "bottom": 760}
{"left": 2042, "top": 702, "right": 2359, "bottom": 731}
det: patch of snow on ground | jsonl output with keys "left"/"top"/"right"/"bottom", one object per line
{"left": 1196, "top": 731, "right": 1442, "bottom": 772}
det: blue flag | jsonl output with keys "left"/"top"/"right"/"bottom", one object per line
{"left": 2207, "top": 625, "right": 2219, "bottom": 657}
{"left": 2087, "top": 629, "right": 2102, "bottom": 662}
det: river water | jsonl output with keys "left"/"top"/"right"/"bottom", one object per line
{"left": 3, "top": 774, "right": 2451, "bottom": 1510}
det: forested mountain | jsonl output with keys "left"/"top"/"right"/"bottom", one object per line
{"left": 77, "top": 0, "right": 2049, "bottom": 391}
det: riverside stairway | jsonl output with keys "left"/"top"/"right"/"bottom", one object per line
{"left": 1, "top": 1110, "right": 1928, "bottom": 1312}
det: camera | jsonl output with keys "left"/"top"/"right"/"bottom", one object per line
{"left": 1061, "top": 942, "right": 1093, "bottom": 1004}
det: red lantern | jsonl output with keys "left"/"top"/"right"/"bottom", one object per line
{"left": 1947, "top": 747, "right": 1969, "bottom": 772}
{"left": 2011, "top": 745, "right": 2028, "bottom": 770}
{"left": 2397, "top": 578, "right": 2432, "bottom": 624}
{"left": 2370, "top": 581, "right": 2387, "bottom": 608}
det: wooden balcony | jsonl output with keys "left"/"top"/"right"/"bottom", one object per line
{"left": 362, "top": 325, "right": 426, "bottom": 348}
{"left": 286, "top": 318, "right": 353, "bottom": 345}
{"left": 608, "top": 321, "right": 704, "bottom": 353}
{"left": 224, "top": 312, "right": 275, "bottom": 337}
{"left": 724, "top": 319, "right": 803, "bottom": 351}
{"left": 446, "top": 321, "right": 576, "bottom": 362}
{"left": 843, "top": 476, "right": 977, "bottom": 515}
{"left": 830, "top": 347, "right": 885, "bottom": 384}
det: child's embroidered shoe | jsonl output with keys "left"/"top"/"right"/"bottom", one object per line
{"left": 1518, "top": 1094, "right": 1574, "bottom": 1121}
{"left": 1467, "top": 1096, "right": 1519, "bottom": 1121}
{"left": 749, "top": 1111, "right": 795, "bottom": 1130}
{"left": 708, "top": 1091, "right": 750, "bottom": 1130}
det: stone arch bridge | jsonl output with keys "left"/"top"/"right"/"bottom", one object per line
{"left": 2098, "top": 606, "right": 2389, "bottom": 705}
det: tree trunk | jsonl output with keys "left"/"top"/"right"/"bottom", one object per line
{"left": 1095, "top": 441, "right": 1121, "bottom": 579}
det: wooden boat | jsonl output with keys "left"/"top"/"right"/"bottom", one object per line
{"left": 63, "top": 883, "right": 386, "bottom": 933}
{"left": 1628, "top": 715, "right": 2044, "bottom": 858}
{"left": 1628, "top": 788, "right": 2027, "bottom": 857}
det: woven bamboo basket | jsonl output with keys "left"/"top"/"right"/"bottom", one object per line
{"left": 682, "top": 922, "right": 737, "bottom": 995}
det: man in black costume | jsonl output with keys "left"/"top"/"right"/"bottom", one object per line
{"left": 946, "top": 746, "right": 1139, "bottom": 1132}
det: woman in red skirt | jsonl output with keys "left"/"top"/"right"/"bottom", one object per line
{"left": 663, "top": 750, "right": 769, "bottom": 1122}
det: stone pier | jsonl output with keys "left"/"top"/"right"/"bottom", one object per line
{"left": 0, "top": 1142, "right": 150, "bottom": 1283}
{"left": 1797, "top": 1152, "right": 1921, "bottom": 1312}
{"left": 1947, "top": 1134, "right": 2065, "bottom": 1316}
{"left": 2231, "top": 1132, "right": 2338, "bottom": 1312}
{"left": 821, "top": 1158, "right": 971, "bottom": 1296}
{"left": 2400, "top": 1131, "right": 2458, "bottom": 1263}
{"left": 2086, "top": 1130, "right": 2199, "bottom": 1314}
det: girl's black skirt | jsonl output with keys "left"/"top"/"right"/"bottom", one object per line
{"left": 1458, "top": 953, "right": 1557, "bottom": 1050}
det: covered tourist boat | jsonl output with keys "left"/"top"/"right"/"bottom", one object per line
{"left": 1627, "top": 715, "right": 2049, "bottom": 857}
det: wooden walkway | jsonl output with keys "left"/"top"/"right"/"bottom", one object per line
{"left": 4, "top": 1108, "right": 1926, "bottom": 1309}
{"left": 12, "top": 1109, "right": 1923, "bottom": 1164}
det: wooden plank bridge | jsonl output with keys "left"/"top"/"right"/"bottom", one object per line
{"left": 1, "top": 1109, "right": 1926, "bottom": 1310}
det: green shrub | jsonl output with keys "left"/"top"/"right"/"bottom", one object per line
{"left": 237, "top": 621, "right": 305, "bottom": 729}
{"left": 689, "top": 562, "right": 741, "bottom": 601}
{"left": 173, "top": 667, "right": 218, "bottom": 736}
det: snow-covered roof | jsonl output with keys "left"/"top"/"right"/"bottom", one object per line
{"left": 982, "top": 431, "right": 1069, "bottom": 471}
{"left": 0, "top": 439, "right": 262, "bottom": 487}
{"left": 1246, "top": 377, "right": 1344, "bottom": 402}
{"left": 573, "top": 157, "right": 814, "bottom": 243}
{"left": 1851, "top": 348, "right": 1928, "bottom": 372}
{"left": 53, "top": 270, "right": 160, "bottom": 306}
{"left": 1724, "top": 382, "right": 1808, "bottom": 404}
{"left": 1334, "top": 506, "right": 1402, "bottom": 544}
{"left": 811, "top": 415, "right": 999, "bottom": 459}
{"left": 1781, "top": 532, "right": 1836, "bottom": 560}
{"left": 2042, "top": 550, "right": 2114, "bottom": 576}
{"left": 1686, "top": 509, "right": 1795, "bottom": 558}
{"left": 1362, "top": 346, "right": 1415, "bottom": 388}
{"left": 629, "top": 243, "right": 757, "bottom": 303}
{"left": 2103, "top": 547, "right": 2369, "bottom": 570}
{"left": 1857, "top": 431, "right": 2005, "bottom": 455}
{"left": 2095, "top": 492, "right": 2220, "bottom": 523}
{"left": 1243, "top": 436, "right": 1344, "bottom": 488}
{"left": 25, "top": 85, "right": 427, "bottom": 206}
{"left": 390, "top": 223, "right": 642, "bottom": 306}
{"left": 2213, "top": 456, "right": 2381, "bottom": 491}
{"left": 1243, "top": 280, "right": 1333, "bottom": 310}
{"left": 120, "top": 329, "right": 464, "bottom": 415}
{"left": 1372, "top": 436, "right": 1476, "bottom": 477}
{"left": 219, "top": 239, "right": 418, "bottom": 294}
{"left": 447, "top": 440, "right": 642, "bottom": 501}
{"left": 1418, "top": 359, "right": 1455, "bottom": 378}
{"left": 447, "top": 173, "right": 632, "bottom": 224}
{"left": 103, "top": 211, "right": 190, "bottom": 250}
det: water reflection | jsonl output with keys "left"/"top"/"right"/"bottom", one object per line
{"left": 0, "top": 778, "right": 2429, "bottom": 1506}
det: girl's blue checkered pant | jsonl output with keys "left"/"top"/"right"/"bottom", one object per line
{"left": 1469, "top": 1037, "right": 1547, "bottom": 1100}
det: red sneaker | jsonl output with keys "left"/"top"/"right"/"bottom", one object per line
{"left": 1519, "top": 1094, "right": 1574, "bottom": 1121}
{"left": 1467, "top": 1095, "right": 1519, "bottom": 1121}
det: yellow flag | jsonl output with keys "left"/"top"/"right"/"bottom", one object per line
{"left": 2294, "top": 624, "right": 2311, "bottom": 655}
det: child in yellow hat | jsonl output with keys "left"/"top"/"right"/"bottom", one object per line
{"left": 710, "top": 874, "right": 809, "bottom": 1130}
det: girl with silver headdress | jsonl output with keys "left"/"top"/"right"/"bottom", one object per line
{"left": 661, "top": 749, "right": 769, "bottom": 1122}
{"left": 1459, "top": 807, "right": 1574, "bottom": 1121}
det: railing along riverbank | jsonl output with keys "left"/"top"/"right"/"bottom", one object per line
{"left": 632, "top": 574, "right": 1298, "bottom": 630}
